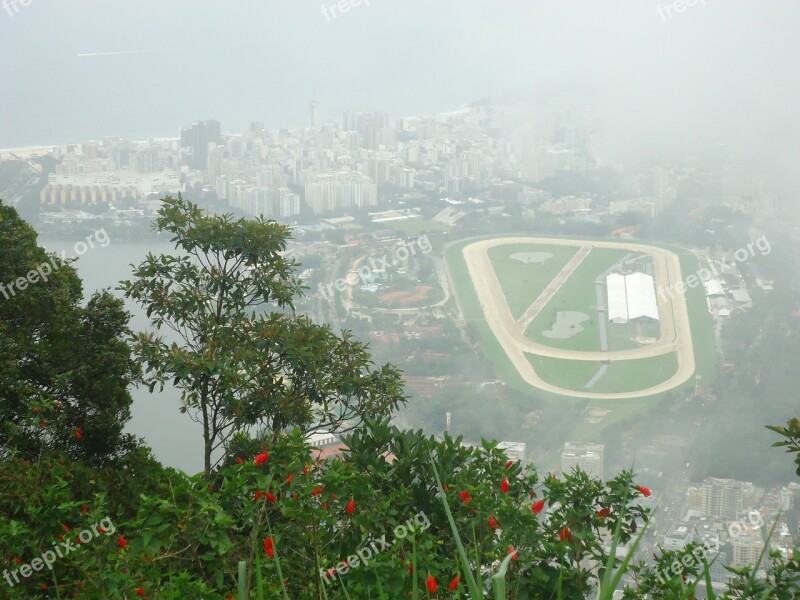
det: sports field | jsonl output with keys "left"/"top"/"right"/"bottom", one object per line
{"left": 451, "top": 236, "right": 700, "bottom": 399}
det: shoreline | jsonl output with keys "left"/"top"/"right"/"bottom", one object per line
{"left": 0, "top": 145, "right": 57, "bottom": 159}
{"left": 0, "top": 103, "right": 472, "bottom": 160}
{"left": 0, "top": 137, "right": 181, "bottom": 159}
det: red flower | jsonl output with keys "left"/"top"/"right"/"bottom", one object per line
{"left": 254, "top": 490, "right": 267, "bottom": 502}
{"left": 264, "top": 537, "right": 275, "bottom": 558}
{"left": 488, "top": 515, "right": 498, "bottom": 529}
{"left": 136, "top": 587, "right": 144, "bottom": 596}
{"left": 500, "top": 478, "right": 510, "bottom": 493}
{"left": 508, "top": 546, "right": 518, "bottom": 561}
{"left": 559, "top": 527, "right": 572, "bottom": 541}
{"left": 81, "top": 504, "right": 88, "bottom": 513}
{"left": 74, "top": 427, "right": 82, "bottom": 440}
{"left": 266, "top": 492, "right": 277, "bottom": 503}
{"left": 638, "top": 485, "right": 652, "bottom": 497}
{"left": 459, "top": 491, "right": 472, "bottom": 504}
{"left": 32, "top": 407, "right": 38, "bottom": 415}
{"left": 118, "top": 537, "right": 127, "bottom": 549}
{"left": 505, "top": 460, "right": 513, "bottom": 469}
{"left": 597, "top": 507, "right": 611, "bottom": 518}
{"left": 61, "top": 524, "right": 70, "bottom": 532}
{"left": 531, "top": 499, "right": 545, "bottom": 514}
{"left": 346, "top": 499, "right": 356, "bottom": 515}
{"left": 254, "top": 451, "right": 269, "bottom": 465}
{"left": 322, "top": 501, "right": 329, "bottom": 510}
{"left": 448, "top": 574, "right": 460, "bottom": 591}
{"left": 312, "top": 487, "right": 324, "bottom": 497}
{"left": 286, "top": 473, "right": 295, "bottom": 483}
{"left": 98, "top": 527, "right": 106, "bottom": 533}
{"left": 426, "top": 575, "right": 437, "bottom": 593}
{"left": 303, "top": 466, "right": 310, "bottom": 475}
{"left": 39, "top": 421, "right": 48, "bottom": 427}
{"left": 408, "top": 563, "right": 414, "bottom": 574}
{"left": 236, "top": 457, "right": 243, "bottom": 465}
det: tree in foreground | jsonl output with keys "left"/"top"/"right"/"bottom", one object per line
{"left": 0, "top": 201, "right": 138, "bottom": 464}
{"left": 120, "top": 195, "right": 405, "bottom": 476}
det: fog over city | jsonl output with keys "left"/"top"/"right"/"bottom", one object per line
{"left": 2, "top": 2, "right": 800, "bottom": 598}
{"left": 3, "top": 2, "right": 799, "bottom": 162}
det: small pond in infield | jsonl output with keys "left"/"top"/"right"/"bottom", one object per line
{"left": 543, "top": 311, "right": 590, "bottom": 339}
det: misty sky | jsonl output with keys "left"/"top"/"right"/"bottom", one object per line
{"left": 2, "top": 1, "right": 799, "bottom": 165}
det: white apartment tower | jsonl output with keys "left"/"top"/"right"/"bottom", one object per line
{"left": 561, "top": 442, "right": 604, "bottom": 480}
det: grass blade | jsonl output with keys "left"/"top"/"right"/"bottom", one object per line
{"left": 430, "top": 453, "right": 484, "bottom": 599}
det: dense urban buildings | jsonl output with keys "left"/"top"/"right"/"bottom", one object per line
{"left": 32, "top": 99, "right": 617, "bottom": 225}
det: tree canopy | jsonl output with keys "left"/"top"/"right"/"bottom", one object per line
{"left": 120, "top": 195, "right": 406, "bottom": 475}
{"left": 0, "top": 202, "right": 138, "bottom": 464}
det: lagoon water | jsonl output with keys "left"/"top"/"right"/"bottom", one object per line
{"left": 37, "top": 234, "right": 205, "bottom": 474}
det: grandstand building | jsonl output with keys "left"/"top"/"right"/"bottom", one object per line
{"left": 606, "top": 272, "right": 660, "bottom": 324}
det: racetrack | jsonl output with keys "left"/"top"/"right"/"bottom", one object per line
{"left": 462, "top": 237, "right": 696, "bottom": 399}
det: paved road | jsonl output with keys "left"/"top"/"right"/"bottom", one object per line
{"left": 593, "top": 252, "right": 633, "bottom": 353}
{"left": 594, "top": 282, "right": 609, "bottom": 352}
{"left": 516, "top": 245, "right": 591, "bottom": 332}
{"left": 462, "top": 237, "right": 696, "bottom": 399}
{"left": 584, "top": 362, "right": 610, "bottom": 389}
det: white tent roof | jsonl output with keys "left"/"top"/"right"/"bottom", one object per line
{"left": 625, "top": 272, "right": 660, "bottom": 320}
{"left": 606, "top": 272, "right": 660, "bottom": 322}
{"left": 607, "top": 273, "right": 629, "bottom": 322}
{"left": 705, "top": 279, "right": 725, "bottom": 296}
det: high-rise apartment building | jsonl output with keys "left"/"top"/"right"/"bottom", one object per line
{"left": 498, "top": 441, "right": 527, "bottom": 468}
{"left": 304, "top": 172, "right": 377, "bottom": 215}
{"left": 700, "top": 478, "right": 755, "bottom": 520}
{"left": 561, "top": 442, "right": 604, "bottom": 480}
{"left": 732, "top": 525, "right": 763, "bottom": 568}
{"left": 180, "top": 120, "right": 222, "bottom": 171}
{"left": 308, "top": 101, "right": 321, "bottom": 129}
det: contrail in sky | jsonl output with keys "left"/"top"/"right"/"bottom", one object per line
{"left": 77, "top": 49, "right": 160, "bottom": 57}
{"left": 77, "top": 41, "right": 270, "bottom": 58}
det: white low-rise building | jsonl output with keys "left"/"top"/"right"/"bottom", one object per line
{"left": 607, "top": 272, "right": 660, "bottom": 324}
